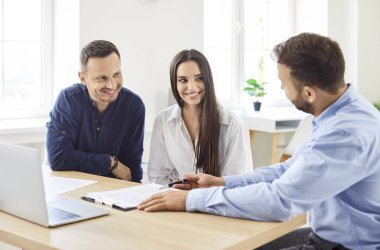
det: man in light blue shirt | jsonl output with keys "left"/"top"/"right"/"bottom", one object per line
{"left": 138, "top": 33, "right": 380, "bottom": 249}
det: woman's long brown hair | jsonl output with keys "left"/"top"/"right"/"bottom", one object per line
{"left": 169, "top": 49, "right": 221, "bottom": 176}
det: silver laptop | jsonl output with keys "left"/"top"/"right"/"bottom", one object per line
{"left": 0, "top": 143, "right": 108, "bottom": 227}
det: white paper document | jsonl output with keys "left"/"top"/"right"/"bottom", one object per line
{"left": 82, "top": 183, "right": 170, "bottom": 211}
{"left": 44, "top": 176, "right": 96, "bottom": 198}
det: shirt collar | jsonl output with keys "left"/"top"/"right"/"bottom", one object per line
{"left": 312, "top": 83, "right": 356, "bottom": 132}
{"left": 166, "top": 104, "right": 182, "bottom": 122}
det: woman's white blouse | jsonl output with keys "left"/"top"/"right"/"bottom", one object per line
{"left": 148, "top": 104, "right": 253, "bottom": 184}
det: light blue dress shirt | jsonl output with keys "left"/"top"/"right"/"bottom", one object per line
{"left": 186, "top": 84, "right": 380, "bottom": 249}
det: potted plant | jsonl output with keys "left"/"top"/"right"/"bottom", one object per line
{"left": 374, "top": 102, "right": 380, "bottom": 112}
{"left": 243, "top": 78, "right": 267, "bottom": 111}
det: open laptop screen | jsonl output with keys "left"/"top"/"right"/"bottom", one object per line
{"left": 0, "top": 143, "right": 108, "bottom": 227}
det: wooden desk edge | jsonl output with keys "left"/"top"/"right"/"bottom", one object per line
{"left": 227, "top": 214, "right": 306, "bottom": 249}
{"left": 0, "top": 228, "right": 58, "bottom": 250}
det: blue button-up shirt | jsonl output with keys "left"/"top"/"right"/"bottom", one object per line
{"left": 46, "top": 83, "right": 145, "bottom": 182}
{"left": 187, "top": 84, "right": 380, "bottom": 249}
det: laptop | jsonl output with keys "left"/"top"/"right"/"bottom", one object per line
{"left": 0, "top": 143, "right": 109, "bottom": 227}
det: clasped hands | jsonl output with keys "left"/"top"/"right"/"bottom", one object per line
{"left": 137, "top": 173, "right": 224, "bottom": 212}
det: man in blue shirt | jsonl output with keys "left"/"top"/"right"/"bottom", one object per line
{"left": 138, "top": 33, "right": 380, "bottom": 249}
{"left": 46, "top": 40, "right": 145, "bottom": 182}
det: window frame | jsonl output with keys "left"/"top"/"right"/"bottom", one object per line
{"left": 204, "top": 0, "right": 296, "bottom": 108}
{"left": 41, "top": 0, "right": 53, "bottom": 111}
{"left": 0, "top": 0, "right": 53, "bottom": 120}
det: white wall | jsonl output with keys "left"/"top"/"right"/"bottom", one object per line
{"left": 295, "top": 0, "right": 380, "bottom": 103}
{"left": 53, "top": 0, "right": 80, "bottom": 99}
{"left": 295, "top": 0, "right": 359, "bottom": 87}
{"left": 357, "top": 0, "right": 380, "bottom": 102}
{"left": 79, "top": 0, "right": 203, "bottom": 129}
{"left": 79, "top": 0, "right": 203, "bottom": 161}
{"left": 295, "top": 0, "right": 328, "bottom": 35}
{"left": 328, "top": 0, "right": 380, "bottom": 103}
{"left": 327, "top": 0, "right": 358, "bottom": 88}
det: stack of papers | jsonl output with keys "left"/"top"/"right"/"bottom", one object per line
{"left": 44, "top": 176, "right": 96, "bottom": 199}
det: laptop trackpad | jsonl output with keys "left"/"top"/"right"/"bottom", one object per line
{"left": 48, "top": 198, "right": 108, "bottom": 226}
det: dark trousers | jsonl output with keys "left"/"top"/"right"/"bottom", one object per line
{"left": 257, "top": 227, "right": 349, "bottom": 250}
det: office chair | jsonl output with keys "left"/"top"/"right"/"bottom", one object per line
{"left": 279, "top": 115, "right": 313, "bottom": 162}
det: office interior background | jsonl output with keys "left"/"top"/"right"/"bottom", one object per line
{"left": 0, "top": 0, "right": 379, "bottom": 169}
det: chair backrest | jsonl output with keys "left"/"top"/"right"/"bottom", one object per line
{"left": 281, "top": 115, "right": 313, "bottom": 160}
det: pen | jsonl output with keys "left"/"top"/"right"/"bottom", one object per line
{"left": 159, "top": 179, "right": 191, "bottom": 189}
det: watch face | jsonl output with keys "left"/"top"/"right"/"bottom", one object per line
{"left": 110, "top": 156, "right": 115, "bottom": 169}
{"left": 110, "top": 156, "right": 118, "bottom": 171}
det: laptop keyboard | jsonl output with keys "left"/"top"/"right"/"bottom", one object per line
{"left": 48, "top": 206, "right": 80, "bottom": 221}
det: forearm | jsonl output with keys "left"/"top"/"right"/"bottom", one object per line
{"left": 48, "top": 147, "right": 111, "bottom": 175}
{"left": 116, "top": 145, "right": 143, "bottom": 182}
{"left": 127, "top": 162, "right": 143, "bottom": 183}
{"left": 186, "top": 184, "right": 296, "bottom": 221}
{"left": 224, "top": 162, "right": 288, "bottom": 189}
{"left": 214, "top": 177, "right": 226, "bottom": 186}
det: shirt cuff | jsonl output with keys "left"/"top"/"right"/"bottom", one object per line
{"left": 186, "top": 188, "right": 209, "bottom": 212}
{"left": 99, "top": 154, "right": 113, "bottom": 176}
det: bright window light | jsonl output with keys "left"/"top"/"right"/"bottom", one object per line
{"left": 0, "top": 0, "right": 51, "bottom": 119}
{"left": 204, "top": 0, "right": 294, "bottom": 108}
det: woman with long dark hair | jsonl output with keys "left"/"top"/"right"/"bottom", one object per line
{"left": 148, "top": 49, "right": 253, "bottom": 184}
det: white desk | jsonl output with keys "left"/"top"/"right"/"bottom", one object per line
{"left": 234, "top": 107, "right": 306, "bottom": 163}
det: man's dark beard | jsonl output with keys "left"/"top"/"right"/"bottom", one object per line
{"left": 292, "top": 95, "right": 314, "bottom": 114}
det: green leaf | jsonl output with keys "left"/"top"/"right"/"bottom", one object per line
{"left": 243, "top": 78, "right": 267, "bottom": 98}
{"left": 374, "top": 102, "right": 380, "bottom": 112}
{"left": 246, "top": 79, "right": 257, "bottom": 85}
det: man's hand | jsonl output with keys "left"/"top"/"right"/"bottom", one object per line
{"left": 172, "top": 173, "right": 225, "bottom": 190}
{"left": 137, "top": 190, "right": 189, "bottom": 212}
{"left": 112, "top": 161, "right": 131, "bottom": 181}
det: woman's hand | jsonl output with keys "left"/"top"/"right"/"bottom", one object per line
{"left": 172, "top": 173, "right": 225, "bottom": 190}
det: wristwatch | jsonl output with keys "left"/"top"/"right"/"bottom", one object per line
{"left": 110, "top": 155, "right": 118, "bottom": 172}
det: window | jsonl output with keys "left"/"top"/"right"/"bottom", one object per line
{"left": 204, "top": 0, "right": 294, "bottom": 107}
{"left": 0, "top": 0, "right": 52, "bottom": 119}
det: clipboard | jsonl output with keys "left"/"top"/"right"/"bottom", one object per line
{"left": 81, "top": 183, "right": 167, "bottom": 211}
{"left": 81, "top": 196, "right": 135, "bottom": 211}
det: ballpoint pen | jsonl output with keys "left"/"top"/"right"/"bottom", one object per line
{"left": 159, "top": 179, "right": 191, "bottom": 189}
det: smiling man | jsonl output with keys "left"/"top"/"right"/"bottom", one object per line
{"left": 46, "top": 40, "right": 145, "bottom": 182}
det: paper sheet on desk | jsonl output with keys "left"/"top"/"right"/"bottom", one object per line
{"left": 84, "top": 183, "right": 171, "bottom": 210}
{"left": 44, "top": 176, "right": 96, "bottom": 198}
